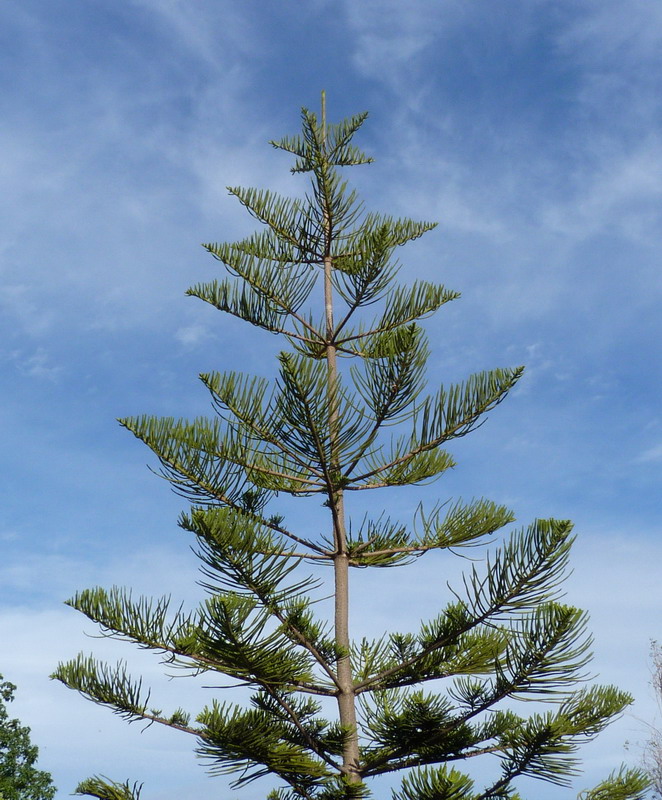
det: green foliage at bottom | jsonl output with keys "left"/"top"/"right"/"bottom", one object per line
{"left": 75, "top": 777, "right": 142, "bottom": 800}
{"left": 0, "top": 676, "right": 55, "bottom": 800}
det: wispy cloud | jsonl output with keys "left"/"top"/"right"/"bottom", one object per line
{"left": 128, "top": 0, "right": 262, "bottom": 65}
{"left": 346, "top": 0, "right": 449, "bottom": 81}
{"left": 0, "top": 284, "right": 57, "bottom": 338}
{"left": 635, "top": 443, "right": 662, "bottom": 464}
{"left": 541, "top": 138, "right": 662, "bottom": 245}
{"left": 174, "top": 322, "right": 215, "bottom": 348}
{"left": 15, "top": 348, "right": 62, "bottom": 381}
{"left": 556, "top": 0, "right": 662, "bottom": 73}
{"left": 1, "top": 3, "right": 660, "bottom": 799}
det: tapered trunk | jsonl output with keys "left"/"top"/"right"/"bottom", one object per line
{"left": 321, "top": 94, "right": 361, "bottom": 784}
{"left": 324, "top": 250, "right": 361, "bottom": 785}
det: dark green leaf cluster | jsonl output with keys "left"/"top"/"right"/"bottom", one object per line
{"left": 197, "top": 692, "right": 343, "bottom": 790}
{"left": 391, "top": 765, "right": 477, "bottom": 800}
{"left": 0, "top": 676, "right": 55, "bottom": 800}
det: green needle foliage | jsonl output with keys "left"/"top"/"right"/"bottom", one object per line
{"left": 53, "top": 95, "right": 648, "bottom": 800}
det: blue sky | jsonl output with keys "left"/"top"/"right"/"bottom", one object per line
{"left": 1, "top": 0, "right": 661, "bottom": 797}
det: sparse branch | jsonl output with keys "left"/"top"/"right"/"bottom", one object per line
{"left": 365, "top": 744, "right": 502, "bottom": 778}
{"left": 345, "top": 342, "right": 426, "bottom": 480}
{"left": 203, "top": 372, "right": 326, "bottom": 481}
{"left": 52, "top": 654, "right": 202, "bottom": 736}
{"left": 276, "top": 353, "right": 336, "bottom": 491}
{"left": 277, "top": 642, "right": 339, "bottom": 699}
{"left": 260, "top": 515, "right": 331, "bottom": 557}
{"left": 262, "top": 685, "right": 341, "bottom": 772}
{"left": 201, "top": 242, "right": 325, "bottom": 342}
{"left": 255, "top": 550, "right": 332, "bottom": 562}
{"left": 187, "top": 279, "right": 321, "bottom": 344}
{"left": 335, "top": 280, "right": 458, "bottom": 348}
{"left": 66, "top": 588, "right": 334, "bottom": 697}
{"left": 226, "top": 187, "right": 319, "bottom": 255}
{"left": 223, "top": 569, "right": 340, "bottom": 691}
{"left": 348, "top": 542, "right": 446, "bottom": 563}
{"left": 346, "top": 368, "right": 521, "bottom": 489}
{"left": 222, "top": 451, "right": 325, "bottom": 491}
{"left": 355, "top": 521, "right": 575, "bottom": 693}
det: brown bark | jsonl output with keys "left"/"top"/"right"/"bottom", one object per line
{"left": 321, "top": 91, "right": 362, "bottom": 788}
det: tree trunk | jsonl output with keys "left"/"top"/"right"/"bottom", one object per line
{"left": 321, "top": 93, "right": 361, "bottom": 784}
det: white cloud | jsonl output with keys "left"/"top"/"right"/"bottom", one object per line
{"left": 0, "top": 545, "right": 201, "bottom": 608}
{"left": 128, "top": 0, "right": 262, "bottom": 65}
{"left": 175, "top": 323, "right": 213, "bottom": 347}
{"left": 635, "top": 443, "right": 662, "bottom": 464}
{"left": 344, "top": 0, "right": 467, "bottom": 90}
{"left": 0, "top": 6, "right": 268, "bottom": 343}
{"left": 0, "top": 284, "right": 57, "bottom": 338}
{"left": 541, "top": 138, "right": 662, "bottom": 246}
{"left": 15, "top": 348, "right": 62, "bottom": 381}
{"left": 556, "top": 0, "right": 662, "bottom": 70}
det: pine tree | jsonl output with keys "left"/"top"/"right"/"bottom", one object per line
{"left": 0, "top": 675, "right": 55, "bottom": 800}
{"left": 53, "top": 95, "right": 649, "bottom": 800}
